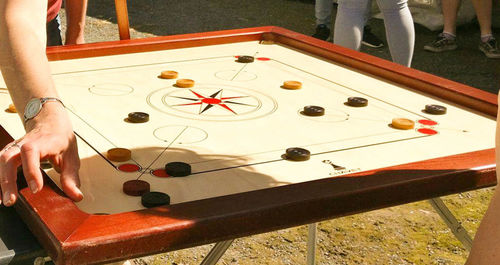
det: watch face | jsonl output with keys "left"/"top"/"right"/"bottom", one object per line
{"left": 25, "top": 98, "right": 42, "bottom": 120}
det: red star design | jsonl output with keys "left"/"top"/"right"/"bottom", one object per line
{"left": 170, "top": 89, "right": 256, "bottom": 114}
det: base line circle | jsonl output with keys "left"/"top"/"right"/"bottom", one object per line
{"left": 153, "top": 125, "right": 208, "bottom": 144}
{"left": 88, "top": 83, "right": 134, "bottom": 96}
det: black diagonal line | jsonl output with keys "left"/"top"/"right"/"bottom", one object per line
{"left": 210, "top": 90, "right": 222, "bottom": 98}
{"left": 169, "top": 96, "right": 200, "bottom": 101}
{"left": 224, "top": 101, "right": 257, "bottom": 107}
{"left": 67, "top": 108, "right": 118, "bottom": 147}
{"left": 230, "top": 52, "right": 259, "bottom": 81}
{"left": 67, "top": 108, "right": 144, "bottom": 168}
{"left": 200, "top": 104, "right": 214, "bottom": 114}
{"left": 230, "top": 64, "right": 248, "bottom": 81}
{"left": 74, "top": 131, "right": 117, "bottom": 169}
{"left": 136, "top": 126, "right": 188, "bottom": 180}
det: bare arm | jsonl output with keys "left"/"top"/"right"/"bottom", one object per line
{"left": 64, "top": 0, "right": 87, "bottom": 45}
{"left": 0, "top": 0, "right": 82, "bottom": 206}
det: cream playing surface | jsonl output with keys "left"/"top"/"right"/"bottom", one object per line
{"left": 0, "top": 41, "right": 495, "bottom": 214}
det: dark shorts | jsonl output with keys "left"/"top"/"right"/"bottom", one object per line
{"left": 46, "top": 15, "right": 62, "bottom": 46}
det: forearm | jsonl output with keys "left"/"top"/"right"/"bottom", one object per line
{"left": 65, "top": 0, "right": 87, "bottom": 45}
{"left": 0, "top": 1, "right": 82, "bottom": 206}
{"left": 0, "top": 0, "right": 58, "bottom": 121}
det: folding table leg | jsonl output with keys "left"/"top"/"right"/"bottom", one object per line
{"left": 306, "top": 223, "right": 317, "bottom": 265}
{"left": 200, "top": 239, "right": 235, "bottom": 265}
{"left": 428, "top": 197, "right": 473, "bottom": 251}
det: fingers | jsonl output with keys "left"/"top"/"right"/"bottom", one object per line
{"left": 0, "top": 143, "right": 21, "bottom": 206}
{"left": 60, "top": 150, "right": 83, "bottom": 202}
{"left": 60, "top": 170, "right": 83, "bottom": 202}
{"left": 2, "top": 104, "right": 83, "bottom": 205}
{"left": 19, "top": 142, "right": 43, "bottom": 194}
{"left": 56, "top": 141, "right": 83, "bottom": 201}
{"left": 0, "top": 134, "right": 82, "bottom": 206}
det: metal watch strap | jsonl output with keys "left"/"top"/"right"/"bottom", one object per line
{"left": 23, "top": 97, "right": 65, "bottom": 123}
{"left": 40, "top": 97, "right": 64, "bottom": 106}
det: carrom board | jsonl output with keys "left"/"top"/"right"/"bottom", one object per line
{"left": 0, "top": 27, "right": 497, "bottom": 264}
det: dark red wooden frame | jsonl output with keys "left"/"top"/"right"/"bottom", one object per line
{"left": 0, "top": 27, "right": 496, "bottom": 265}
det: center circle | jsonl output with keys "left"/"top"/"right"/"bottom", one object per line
{"left": 147, "top": 84, "right": 278, "bottom": 122}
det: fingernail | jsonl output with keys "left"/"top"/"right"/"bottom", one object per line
{"left": 29, "top": 180, "right": 38, "bottom": 193}
{"left": 77, "top": 188, "right": 84, "bottom": 199}
{"left": 3, "top": 191, "right": 12, "bottom": 206}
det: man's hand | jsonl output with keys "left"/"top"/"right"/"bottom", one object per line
{"left": 0, "top": 102, "right": 82, "bottom": 206}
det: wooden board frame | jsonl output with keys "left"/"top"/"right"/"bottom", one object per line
{"left": 0, "top": 26, "right": 497, "bottom": 265}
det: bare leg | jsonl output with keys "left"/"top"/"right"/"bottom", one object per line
{"left": 466, "top": 188, "right": 500, "bottom": 264}
{"left": 442, "top": 0, "right": 460, "bottom": 35}
{"left": 471, "top": 0, "right": 493, "bottom": 37}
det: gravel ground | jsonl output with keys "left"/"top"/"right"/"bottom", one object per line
{"left": 58, "top": 2, "right": 498, "bottom": 264}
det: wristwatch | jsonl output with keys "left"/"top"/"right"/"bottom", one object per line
{"left": 23, "top": 97, "right": 65, "bottom": 123}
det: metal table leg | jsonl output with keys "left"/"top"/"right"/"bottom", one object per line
{"left": 428, "top": 197, "right": 473, "bottom": 251}
{"left": 306, "top": 223, "right": 317, "bottom": 265}
{"left": 200, "top": 239, "right": 235, "bottom": 265}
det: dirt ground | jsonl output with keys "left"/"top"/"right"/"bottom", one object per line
{"left": 58, "top": 1, "right": 499, "bottom": 264}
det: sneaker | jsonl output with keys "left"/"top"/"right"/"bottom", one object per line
{"left": 362, "top": 26, "right": 384, "bottom": 48}
{"left": 424, "top": 33, "right": 458, "bottom": 52}
{"left": 479, "top": 38, "right": 500, "bottom": 59}
{"left": 312, "top": 24, "right": 331, "bottom": 41}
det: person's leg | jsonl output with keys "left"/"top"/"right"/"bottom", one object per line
{"left": 466, "top": 187, "right": 500, "bottom": 264}
{"left": 471, "top": 0, "right": 500, "bottom": 58}
{"left": 471, "top": 0, "right": 492, "bottom": 37}
{"left": 334, "top": 0, "right": 370, "bottom": 51}
{"left": 375, "top": 0, "right": 414, "bottom": 67}
{"left": 423, "top": 0, "right": 460, "bottom": 52}
{"left": 46, "top": 14, "right": 63, "bottom": 47}
{"left": 315, "top": 0, "right": 333, "bottom": 26}
{"left": 362, "top": 0, "right": 384, "bottom": 48}
{"left": 442, "top": 0, "right": 461, "bottom": 36}
{"left": 312, "top": 0, "right": 334, "bottom": 40}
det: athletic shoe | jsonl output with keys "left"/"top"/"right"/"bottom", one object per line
{"left": 312, "top": 24, "right": 331, "bottom": 41}
{"left": 362, "top": 26, "right": 384, "bottom": 48}
{"left": 479, "top": 38, "right": 500, "bottom": 59}
{"left": 424, "top": 33, "right": 458, "bottom": 52}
